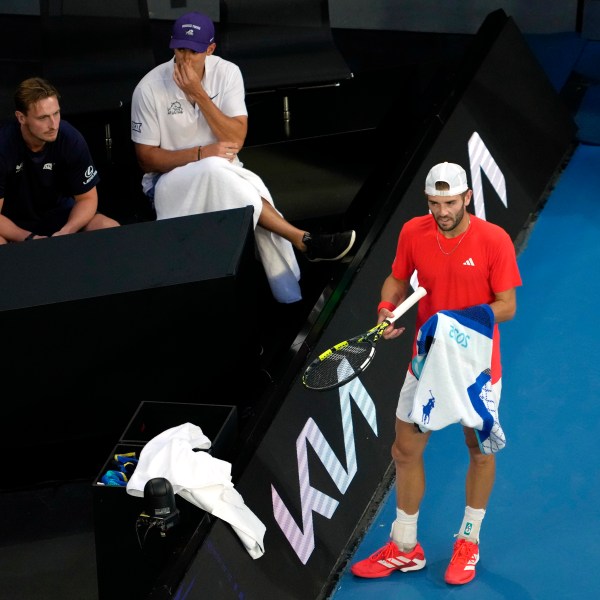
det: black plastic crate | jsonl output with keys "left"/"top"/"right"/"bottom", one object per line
{"left": 120, "top": 401, "right": 238, "bottom": 461}
{"left": 93, "top": 401, "right": 238, "bottom": 600}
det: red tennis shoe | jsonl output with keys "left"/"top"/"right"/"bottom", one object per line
{"left": 351, "top": 541, "right": 426, "bottom": 578}
{"left": 444, "top": 538, "right": 480, "bottom": 585}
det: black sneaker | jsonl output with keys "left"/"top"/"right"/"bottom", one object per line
{"left": 303, "top": 230, "right": 356, "bottom": 262}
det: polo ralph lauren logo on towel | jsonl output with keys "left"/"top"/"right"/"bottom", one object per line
{"left": 422, "top": 391, "right": 435, "bottom": 425}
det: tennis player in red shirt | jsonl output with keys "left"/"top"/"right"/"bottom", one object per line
{"left": 351, "top": 162, "right": 522, "bottom": 585}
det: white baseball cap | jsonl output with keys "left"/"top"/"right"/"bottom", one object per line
{"left": 424, "top": 162, "right": 468, "bottom": 196}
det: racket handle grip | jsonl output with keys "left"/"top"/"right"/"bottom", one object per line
{"left": 388, "top": 286, "right": 427, "bottom": 324}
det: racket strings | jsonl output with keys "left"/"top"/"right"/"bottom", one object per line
{"left": 303, "top": 342, "right": 374, "bottom": 390}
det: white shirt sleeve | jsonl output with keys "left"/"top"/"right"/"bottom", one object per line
{"left": 131, "top": 75, "right": 162, "bottom": 147}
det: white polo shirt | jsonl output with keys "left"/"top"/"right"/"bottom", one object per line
{"left": 131, "top": 55, "right": 248, "bottom": 151}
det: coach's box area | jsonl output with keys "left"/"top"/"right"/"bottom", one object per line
{"left": 0, "top": 208, "right": 259, "bottom": 486}
{"left": 92, "top": 400, "right": 239, "bottom": 600}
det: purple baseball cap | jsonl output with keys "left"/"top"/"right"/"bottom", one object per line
{"left": 169, "top": 12, "right": 215, "bottom": 53}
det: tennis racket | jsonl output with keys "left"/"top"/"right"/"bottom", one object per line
{"left": 302, "top": 286, "right": 427, "bottom": 391}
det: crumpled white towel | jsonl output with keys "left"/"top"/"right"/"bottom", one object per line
{"left": 153, "top": 157, "right": 302, "bottom": 304}
{"left": 126, "top": 422, "right": 266, "bottom": 559}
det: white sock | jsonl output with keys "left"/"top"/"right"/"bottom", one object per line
{"left": 457, "top": 506, "right": 486, "bottom": 543}
{"left": 390, "top": 508, "right": 419, "bottom": 552}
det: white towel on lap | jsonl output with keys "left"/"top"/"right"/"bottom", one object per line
{"left": 126, "top": 422, "right": 266, "bottom": 559}
{"left": 409, "top": 305, "right": 506, "bottom": 454}
{"left": 154, "top": 157, "right": 302, "bottom": 304}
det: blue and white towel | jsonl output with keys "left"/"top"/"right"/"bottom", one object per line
{"left": 409, "top": 304, "right": 506, "bottom": 454}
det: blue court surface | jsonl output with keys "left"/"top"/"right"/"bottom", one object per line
{"left": 329, "top": 142, "right": 600, "bottom": 600}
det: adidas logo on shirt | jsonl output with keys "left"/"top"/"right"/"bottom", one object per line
{"left": 463, "top": 258, "right": 475, "bottom": 266}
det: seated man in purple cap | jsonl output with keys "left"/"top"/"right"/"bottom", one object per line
{"left": 130, "top": 11, "right": 356, "bottom": 303}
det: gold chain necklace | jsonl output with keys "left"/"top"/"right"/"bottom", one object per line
{"left": 436, "top": 217, "right": 471, "bottom": 256}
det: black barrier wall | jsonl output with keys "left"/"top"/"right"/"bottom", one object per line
{"left": 171, "top": 12, "right": 577, "bottom": 600}
{"left": 0, "top": 208, "right": 258, "bottom": 486}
